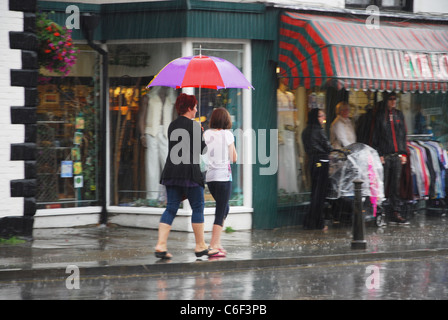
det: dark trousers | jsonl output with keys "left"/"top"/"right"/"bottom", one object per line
{"left": 207, "top": 181, "right": 232, "bottom": 227}
{"left": 304, "top": 159, "right": 329, "bottom": 230}
{"left": 383, "top": 154, "right": 403, "bottom": 213}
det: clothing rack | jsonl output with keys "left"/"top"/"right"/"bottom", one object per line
{"left": 406, "top": 137, "right": 447, "bottom": 215}
{"left": 407, "top": 133, "right": 434, "bottom": 140}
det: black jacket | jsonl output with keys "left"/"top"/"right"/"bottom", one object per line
{"left": 160, "top": 116, "right": 206, "bottom": 187}
{"left": 372, "top": 107, "right": 407, "bottom": 157}
{"left": 302, "top": 124, "right": 333, "bottom": 161}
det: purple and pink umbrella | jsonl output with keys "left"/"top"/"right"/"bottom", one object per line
{"left": 147, "top": 55, "right": 254, "bottom": 90}
{"left": 147, "top": 54, "right": 254, "bottom": 119}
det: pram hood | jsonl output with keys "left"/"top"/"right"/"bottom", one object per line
{"left": 327, "top": 143, "right": 384, "bottom": 202}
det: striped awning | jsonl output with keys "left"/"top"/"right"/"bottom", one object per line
{"left": 278, "top": 12, "right": 448, "bottom": 93}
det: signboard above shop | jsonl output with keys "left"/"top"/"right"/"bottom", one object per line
{"left": 404, "top": 52, "right": 448, "bottom": 81}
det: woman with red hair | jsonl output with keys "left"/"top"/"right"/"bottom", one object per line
{"left": 154, "top": 93, "right": 219, "bottom": 259}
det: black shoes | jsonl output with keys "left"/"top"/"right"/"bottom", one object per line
{"left": 389, "top": 211, "right": 410, "bottom": 225}
{"left": 195, "top": 248, "right": 219, "bottom": 258}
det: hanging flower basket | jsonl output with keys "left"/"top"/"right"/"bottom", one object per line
{"left": 36, "top": 12, "right": 78, "bottom": 77}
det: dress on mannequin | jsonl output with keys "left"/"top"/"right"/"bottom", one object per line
{"left": 139, "top": 87, "right": 176, "bottom": 201}
{"left": 277, "top": 82, "right": 299, "bottom": 194}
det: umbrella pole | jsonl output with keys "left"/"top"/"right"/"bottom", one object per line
{"left": 198, "top": 86, "right": 201, "bottom": 121}
{"left": 199, "top": 46, "right": 202, "bottom": 121}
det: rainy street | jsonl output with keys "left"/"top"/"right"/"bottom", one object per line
{"left": 1, "top": 213, "right": 448, "bottom": 301}
{"left": 1, "top": 255, "right": 447, "bottom": 300}
{"left": 4, "top": 0, "right": 448, "bottom": 310}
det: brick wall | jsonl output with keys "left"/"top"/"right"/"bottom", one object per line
{"left": 0, "top": 0, "right": 38, "bottom": 237}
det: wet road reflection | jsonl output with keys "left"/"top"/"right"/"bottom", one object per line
{"left": 1, "top": 256, "right": 447, "bottom": 300}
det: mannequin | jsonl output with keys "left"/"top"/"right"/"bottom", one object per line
{"left": 138, "top": 86, "right": 176, "bottom": 201}
{"left": 277, "top": 78, "right": 299, "bottom": 194}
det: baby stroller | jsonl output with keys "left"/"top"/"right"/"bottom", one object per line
{"left": 326, "top": 143, "right": 385, "bottom": 227}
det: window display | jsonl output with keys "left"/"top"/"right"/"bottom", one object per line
{"left": 276, "top": 84, "right": 327, "bottom": 206}
{"left": 276, "top": 83, "right": 448, "bottom": 212}
{"left": 109, "top": 42, "right": 181, "bottom": 207}
{"left": 277, "top": 78, "right": 299, "bottom": 194}
{"left": 111, "top": 42, "right": 246, "bottom": 208}
{"left": 36, "top": 47, "right": 100, "bottom": 209}
{"left": 37, "top": 41, "right": 249, "bottom": 210}
{"left": 413, "top": 93, "right": 448, "bottom": 149}
{"left": 138, "top": 86, "right": 176, "bottom": 202}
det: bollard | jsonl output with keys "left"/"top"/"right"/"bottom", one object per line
{"left": 351, "top": 180, "right": 367, "bottom": 249}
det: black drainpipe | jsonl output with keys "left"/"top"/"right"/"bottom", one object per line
{"left": 81, "top": 13, "right": 108, "bottom": 225}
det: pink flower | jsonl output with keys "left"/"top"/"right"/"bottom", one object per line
{"left": 37, "top": 12, "right": 78, "bottom": 77}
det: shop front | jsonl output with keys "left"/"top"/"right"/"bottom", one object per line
{"left": 275, "top": 12, "right": 448, "bottom": 226}
{"left": 32, "top": 2, "right": 448, "bottom": 232}
{"left": 33, "top": 0, "right": 277, "bottom": 231}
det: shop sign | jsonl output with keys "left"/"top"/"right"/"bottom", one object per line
{"left": 403, "top": 52, "right": 448, "bottom": 80}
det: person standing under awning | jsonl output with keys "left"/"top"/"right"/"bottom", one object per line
{"left": 330, "top": 101, "right": 356, "bottom": 150}
{"left": 372, "top": 92, "right": 409, "bottom": 225}
{"left": 302, "top": 108, "right": 333, "bottom": 230}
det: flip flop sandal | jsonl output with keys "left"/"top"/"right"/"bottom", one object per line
{"left": 210, "top": 250, "right": 226, "bottom": 258}
{"left": 195, "top": 248, "right": 219, "bottom": 257}
{"left": 155, "top": 251, "right": 172, "bottom": 260}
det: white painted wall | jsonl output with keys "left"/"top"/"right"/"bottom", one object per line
{"left": 414, "top": 0, "right": 448, "bottom": 14}
{"left": 0, "top": 2, "right": 26, "bottom": 218}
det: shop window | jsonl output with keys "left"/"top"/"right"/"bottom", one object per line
{"left": 109, "top": 42, "right": 181, "bottom": 207}
{"left": 276, "top": 80, "right": 328, "bottom": 206}
{"left": 193, "top": 43, "right": 245, "bottom": 207}
{"left": 110, "top": 42, "right": 248, "bottom": 208}
{"left": 412, "top": 93, "right": 448, "bottom": 149}
{"left": 277, "top": 83, "right": 448, "bottom": 210}
{"left": 37, "top": 46, "right": 100, "bottom": 209}
{"left": 346, "top": 89, "right": 448, "bottom": 148}
{"left": 275, "top": 85, "right": 380, "bottom": 208}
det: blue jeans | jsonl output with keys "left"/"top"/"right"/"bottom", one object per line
{"left": 160, "top": 185, "right": 205, "bottom": 225}
{"left": 207, "top": 181, "right": 232, "bottom": 227}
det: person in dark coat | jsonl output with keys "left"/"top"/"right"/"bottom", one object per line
{"left": 372, "top": 92, "right": 409, "bottom": 224}
{"left": 302, "top": 108, "right": 333, "bottom": 230}
{"left": 154, "top": 93, "right": 219, "bottom": 259}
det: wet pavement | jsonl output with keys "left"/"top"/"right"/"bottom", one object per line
{"left": 0, "top": 211, "right": 447, "bottom": 283}
{"left": 2, "top": 254, "right": 447, "bottom": 300}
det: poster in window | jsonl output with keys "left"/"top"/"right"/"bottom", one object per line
{"left": 71, "top": 147, "right": 81, "bottom": 161}
{"left": 74, "top": 175, "right": 83, "bottom": 188}
{"left": 74, "top": 132, "right": 83, "bottom": 145}
{"left": 73, "top": 161, "right": 82, "bottom": 175}
{"left": 61, "top": 161, "right": 73, "bottom": 178}
{"left": 75, "top": 116, "right": 85, "bottom": 130}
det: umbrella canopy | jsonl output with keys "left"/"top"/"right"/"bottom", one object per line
{"left": 147, "top": 55, "right": 254, "bottom": 90}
